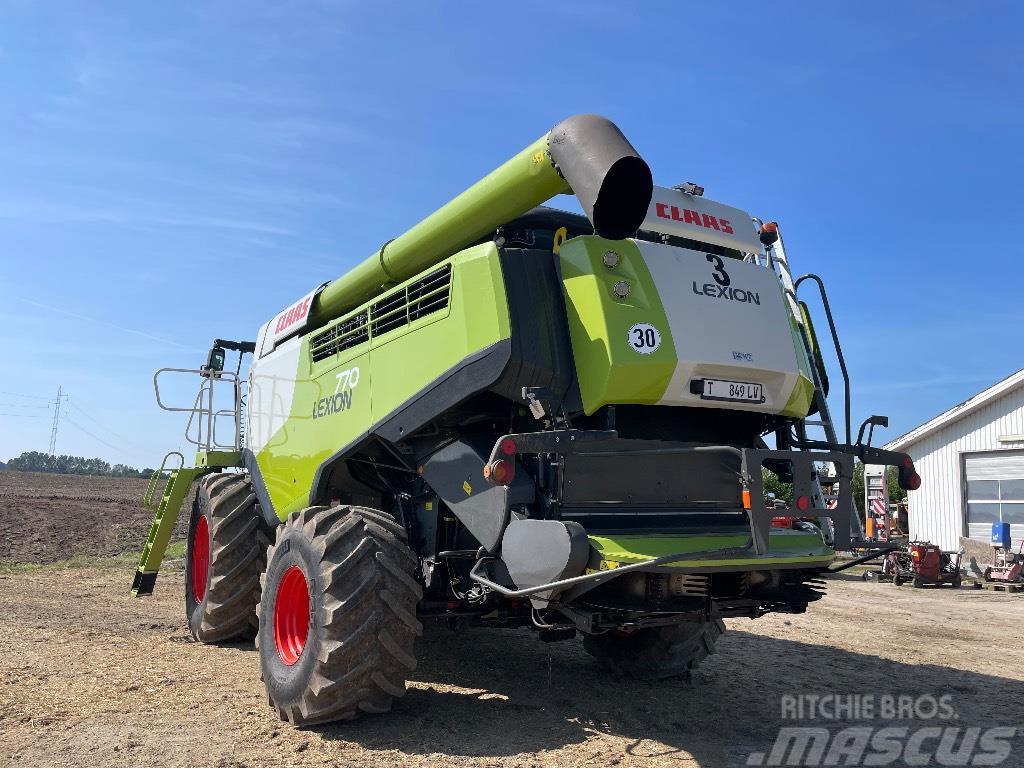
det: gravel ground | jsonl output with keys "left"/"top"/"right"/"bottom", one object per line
{"left": 2, "top": 566, "right": 1022, "bottom": 768}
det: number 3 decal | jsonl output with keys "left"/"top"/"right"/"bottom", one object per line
{"left": 627, "top": 323, "right": 661, "bottom": 355}
{"left": 706, "top": 253, "right": 731, "bottom": 287}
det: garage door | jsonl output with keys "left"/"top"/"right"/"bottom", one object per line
{"left": 964, "top": 451, "right": 1024, "bottom": 544}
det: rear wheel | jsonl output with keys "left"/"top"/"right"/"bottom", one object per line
{"left": 257, "top": 505, "right": 423, "bottom": 725}
{"left": 583, "top": 617, "right": 725, "bottom": 680}
{"left": 185, "top": 473, "right": 270, "bottom": 643}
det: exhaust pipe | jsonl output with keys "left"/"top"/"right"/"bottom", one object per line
{"left": 312, "top": 114, "right": 653, "bottom": 323}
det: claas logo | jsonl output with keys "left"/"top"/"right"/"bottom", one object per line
{"left": 274, "top": 296, "right": 312, "bottom": 334}
{"left": 655, "top": 202, "right": 734, "bottom": 234}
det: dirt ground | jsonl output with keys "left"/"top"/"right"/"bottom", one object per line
{"left": 0, "top": 471, "right": 176, "bottom": 564}
{"left": 1, "top": 471, "right": 1023, "bottom": 767}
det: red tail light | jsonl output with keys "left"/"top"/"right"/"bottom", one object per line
{"left": 484, "top": 459, "right": 515, "bottom": 486}
{"left": 795, "top": 495, "right": 810, "bottom": 512}
{"left": 499, "top": 438, "right": 518, "bottom": 456}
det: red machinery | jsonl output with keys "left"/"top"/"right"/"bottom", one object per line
{"left": 884, "top": 541, "right": 962, "bottom": 588}
{"left": 985, "top": 540, "right": 1024, "bottom": 584}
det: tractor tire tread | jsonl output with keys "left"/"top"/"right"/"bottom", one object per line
{"left": 583, "top": 617, "right": 725, "bottom": 680}
{"left": 258, "top": 505, "right": 422, "bottom": 726}
{"left": 187, "top": 473, "right": 272, "bottom": 643}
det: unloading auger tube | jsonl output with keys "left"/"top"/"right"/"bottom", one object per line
{"left": 310, "top": 114, "right": 654, "bottom": 324}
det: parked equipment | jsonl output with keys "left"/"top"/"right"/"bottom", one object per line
{"left": 884, "top": 541, "right": 962, "bottom": 587}
{"left": 984, "top": 538, "right": 1023, "bottom": 584}
{"left": 134, "top": 114, "right": 919, "bottom": 725}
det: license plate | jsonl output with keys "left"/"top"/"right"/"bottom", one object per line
{"left": 701, "top": 379, "right": 763, "bottom": 403}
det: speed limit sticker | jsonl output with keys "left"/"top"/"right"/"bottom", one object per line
{"left": 627, "top": 323, "right": 661, "bottom": 354}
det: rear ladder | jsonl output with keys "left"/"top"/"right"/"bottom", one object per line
{"left": 761, "top": 226, "right": 861, "bottom": 539}
{"left": 132, "top": 452, "right": 207, "bottom": 596}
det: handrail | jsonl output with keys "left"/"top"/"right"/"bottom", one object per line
{"left": 144, "top": 451, "right": 185, "bottom": 509}
{"left": 794, "top": 273, "right": 851, "bottom": 445}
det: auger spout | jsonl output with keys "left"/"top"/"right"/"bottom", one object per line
{"left": 311, "top": 114, "right": 652, "bottom": 323}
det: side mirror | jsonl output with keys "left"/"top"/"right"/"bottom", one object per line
{"left": 205, "top": 345, "right": 226, "bottom": 374}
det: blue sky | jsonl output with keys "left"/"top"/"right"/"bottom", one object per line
{"left": 0, "top": 2, "right": 1021, "bottom": 467}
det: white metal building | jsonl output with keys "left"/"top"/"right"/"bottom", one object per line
{"left": 884, "top": 369, "right": 1024, "bottom": 550}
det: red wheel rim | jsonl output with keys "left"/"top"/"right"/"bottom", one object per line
{"left": 191, "top": 515, "right": 210, "bottom": 602}
{"left": 274, "top": 566, "right": 310, "bottom": 666}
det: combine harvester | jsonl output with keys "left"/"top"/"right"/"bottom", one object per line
{"left": 135, "top": 115, "right": 920, "bottom": 725}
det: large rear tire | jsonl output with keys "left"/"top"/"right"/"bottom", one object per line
{"left": 185, "top": 473, "right": 270, "bottom": 643}
{"left": 583, "top": 617, "right": 725, "bottom": 680}
{"left": 257, "top": 505, "right": 423, "bottom": 725}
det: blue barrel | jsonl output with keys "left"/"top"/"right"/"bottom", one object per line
{"left": 991, "top": 521, "right": 1011, "bottom": 548}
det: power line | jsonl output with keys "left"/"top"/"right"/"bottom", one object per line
{"left": 63, "top": 415, "right": 146, "bottom": 463}
{"left": 0, "top": 403, "right": 50, "bottom": 409}
{"left": 65, "top": 399, "right": 150, "bottom": 452}
{"left": 0, "top": 390, "right": 50, "bottom": 401}
{"left": 0, "top": 413, "right": 44, "bottom": 418}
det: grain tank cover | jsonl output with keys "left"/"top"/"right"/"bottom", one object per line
{"left": 642, "top": 185, "right": 762, "bottom": 254}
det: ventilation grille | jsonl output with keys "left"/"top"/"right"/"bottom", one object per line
{"left": 309, "top": 264, "right": 452, "bottom": 364}
{"left": 371, "top": 264, "right": 451, "bottom": 337}
{"left": 310, "top": 312, "right": 369, "bottom": 363}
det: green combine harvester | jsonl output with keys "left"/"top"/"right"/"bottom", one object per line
{"left": 135, "top": 114, "right": 920, "bottom": 725}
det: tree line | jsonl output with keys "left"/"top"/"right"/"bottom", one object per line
{"left": 3, "top": 451, "right": 154, "bottom": 478}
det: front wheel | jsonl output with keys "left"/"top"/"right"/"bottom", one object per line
{"left": 257, "top": 505, "right": 423, "bottom": 726}
{"left": 185, "top": 473, "right": 270, "bottom": 643}
{"left": 583, "top": 617, "right": 725, "bottom": 680}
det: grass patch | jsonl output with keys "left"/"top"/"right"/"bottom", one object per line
{"left": 166, "top": 540, "right": 187, "bottom": 559}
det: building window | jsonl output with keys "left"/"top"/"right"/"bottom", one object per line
{"left": 966, "top": 480, "right": 998, "bottom": 500}
{"left": 966, "top": 478, "right": 1024, "bottom": 527}
{"left": 1002, "top": 478, "right": 1024, "bottom": 501}
{"left": 967, "top": 503, "right": 999, "bottom": 524}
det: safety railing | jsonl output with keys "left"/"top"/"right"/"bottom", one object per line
{"left": 153, "top": 368, "right": 245, "bottom": 452}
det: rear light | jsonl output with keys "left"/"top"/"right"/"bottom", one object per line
{"left": 741, "top": 489, "right": 752, "bottom": 510}
{"left": 795, "top": 495, "right": 810, "bottom": 512}
{"left": 499, "top": 438, "right": 518, "bottom": 456}
{"left": 759, "top": 221, "right": 779, "bottom": 246}
{"left": 484, "top": 459, "right": 515, "bottom": 486}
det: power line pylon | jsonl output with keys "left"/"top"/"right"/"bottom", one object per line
{"left": 48, "top": 386, "right": 68, "bottom": 455}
